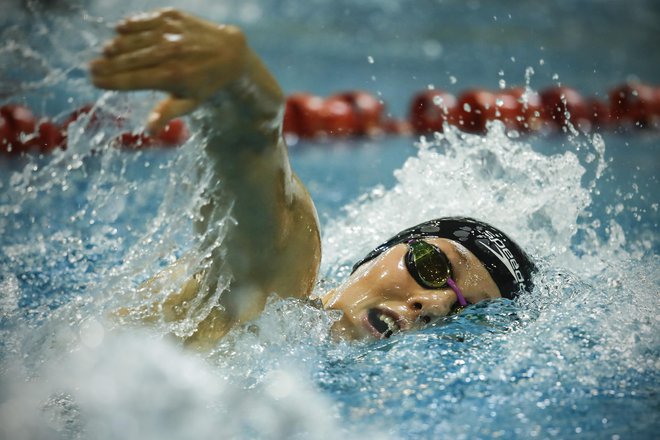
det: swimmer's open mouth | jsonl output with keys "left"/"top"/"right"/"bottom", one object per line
{"left": 366, "top": 308, "right": 402, "bottom": 339}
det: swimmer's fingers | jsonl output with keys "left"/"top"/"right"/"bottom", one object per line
{"left": 147, "top": 97, "right": 198, "bottom": 133}
{"left": 91, "top": 45, "right": 183, "bottom": 76}
{"left": 115, "top": 8, "right": 186, "bottom": 34}
{"left": 97, "top": 9, "right": 248, "bottom": 90}
{"left": 93, "top": 9, "right": 251, "bottom": 126}
{"left": 91, "top": 67, "right": 176, "bottom": 92}
{"left": 103, "top": 30, "right": 163, "bottom": 57}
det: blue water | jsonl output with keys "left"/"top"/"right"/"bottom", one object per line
{"left": 1, "top": 1, "right": 659, "bottom": 439}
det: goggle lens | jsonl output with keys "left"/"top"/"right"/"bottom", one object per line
{"left": 405, "top": 240, "right": 452, "bottom": 289}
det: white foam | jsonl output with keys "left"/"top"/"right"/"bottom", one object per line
{"left": 1, "top": 330, "right": 348, "bottom": 440}
{"left": 322, "top": 122, "right": 604, "bottom": 278}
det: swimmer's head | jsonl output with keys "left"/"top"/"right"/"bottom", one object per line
{"left": 322, "top": 217, "right": 536, "bottom": 340}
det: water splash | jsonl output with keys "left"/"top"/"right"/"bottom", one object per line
{"left": 4, "top": 90, "right": 656, "bottom": 440}
{"left": 1, "top": 1, "right": 658, "bottom": 439}
{"left": 317, "top": 122, "right": 657, "bottom": 438}
{"left": 1, "top": 330, "right": 347, "bottom": 440}
{"left": 323, "top": 122, "right": 610, "bottom": 277}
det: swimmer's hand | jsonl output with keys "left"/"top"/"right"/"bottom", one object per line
{"left": 90, "top": 8, "right": 265, "bottom": 133}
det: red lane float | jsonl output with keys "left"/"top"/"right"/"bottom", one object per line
{"left": 283, "top": 91, "right": 385, "bottom": 138}
{"left": 452, "top": 88, "right": 545, "bottom": 134}
{"left": 63, "top": 105, "right": 187, "bottom": 148}
{"left": 31, "top": 121, "right": 66, "bottom": 154}
{"left": 410, "top": 88, "right": 542, "bottom": 135}
{"left": 0, "top": 104, "right": 189, "bottom": 155}
{"left": 1, "top": 105, "right": 36, "bottom": 136}
{"left": 454, "top": 89, "right": 499, "bottom": 134}
{"left": 62, "top": 105, "right": 110, "bottom": 131}
{"left": 317, "top": 96, "right": 357, "bottom": 137}
{"left": 113, "top": 119, "right": 189, "bottom": 149}
{"left": 2, "top": 82, "right": 658, "bottom": 154}
{"left": 609, "top": 82, "right": 658, "bottom": 129}
{"left": 495, "top": 88, "right": 545, "bottom": 132}
{"left": 335, "top": 91, "right": 384, "bottom": 135}
{"left": 155, "top": 118, "right": 189, "bottom": 146}
{"left": 409, "top": 90, "right": 457, "bottom": 133}
{"left": 539, "top": 86, "right": 590, "bottom": 131}
{"left": 1, "top": 105, "right": 38, "bottom": 154}
{"left": 283, "top": 93, "right": 326, "bottom": 138}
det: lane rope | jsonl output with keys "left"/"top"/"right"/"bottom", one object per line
{"left": 1, "top": 82, "right": 658, "bottom": 155}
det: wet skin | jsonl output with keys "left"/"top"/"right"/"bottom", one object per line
{"left": 91, "top": 9, "right": 500, "bottom": 347}
{"left": 322, "top": 238, "right": 502, "bottom": 340}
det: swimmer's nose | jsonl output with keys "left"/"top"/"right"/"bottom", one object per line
{"left": 406, "top": 291, "right": 454, "bottom": 323}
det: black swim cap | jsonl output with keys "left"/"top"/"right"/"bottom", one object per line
{"left": 351, "top": 217, "right": 536, "bottom": 299}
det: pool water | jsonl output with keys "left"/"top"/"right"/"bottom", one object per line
{"left": 1, "top": 1, "right": 658, "bottom": 439}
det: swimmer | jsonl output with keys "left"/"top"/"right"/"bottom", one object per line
{"left": 90, "top": 9, "right": 535, "bottom": 348}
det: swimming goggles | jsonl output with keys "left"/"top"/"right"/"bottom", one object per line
{"left": 405, "top": 239, "right": 468, "bottom": 308}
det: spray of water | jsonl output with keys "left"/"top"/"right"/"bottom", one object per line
{"left": 317, "top": 122, "right": 658, "bottom": 438}
{"left": 1, "top": 1, "right": 658, "bottom": 439}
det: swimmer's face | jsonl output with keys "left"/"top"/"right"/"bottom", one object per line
{"left": 321, "top": 238, "right": 501, "bottom": 340}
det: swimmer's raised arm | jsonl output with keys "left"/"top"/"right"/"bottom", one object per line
{"left": 91, "top": 9, "right": 320, "bottom": 347}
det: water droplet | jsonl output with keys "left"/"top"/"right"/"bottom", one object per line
{"left": 367, "top": 56, "right": 374, "bottom": 64}
{"left": 422, "top": 40, "right": 443, "bottom": 59}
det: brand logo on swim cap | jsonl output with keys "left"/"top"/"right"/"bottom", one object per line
{"left": 478, "top": 229, "right": 526, "bottom": 288}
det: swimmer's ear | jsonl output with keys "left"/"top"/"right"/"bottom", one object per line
{"left": 147, "top": 97, "right": 198, "bottom": 133}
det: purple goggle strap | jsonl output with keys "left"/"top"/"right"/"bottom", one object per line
{"left": 447, "top": 277, "right": 468, "bottom": 307}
